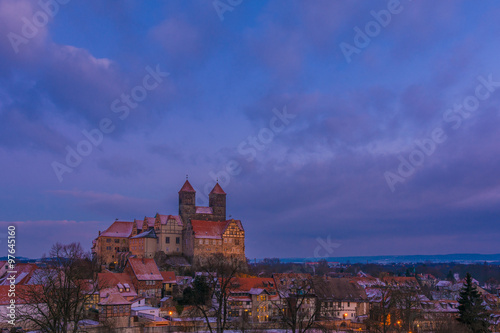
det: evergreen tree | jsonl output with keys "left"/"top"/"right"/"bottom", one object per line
{"left": 457, "top": 273, "right": 490, "bottom": 333}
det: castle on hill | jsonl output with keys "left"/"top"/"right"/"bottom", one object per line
{"left": 92, "top": 180, "right": 245, "bottom": 268}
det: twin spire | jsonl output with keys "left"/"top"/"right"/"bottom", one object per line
{"left": 178, "top": 179, "right": 226, "bottom": 195}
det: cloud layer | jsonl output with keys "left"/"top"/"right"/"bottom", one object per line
{"left": 1, "top": 0, "right": 500, "bottom": 259}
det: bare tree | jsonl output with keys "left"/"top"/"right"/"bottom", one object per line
{"left": 391, "top": 288, "right": 422, "bottom": 332}
{"left": 185, "top": 253, "right": 245, "bottom": 333}
{"left": 366, "top": 287, "right": 393, "bottom": 333}
{"left": 15, "top": 243, "right": 100, "bottom": 333}
{"left": 273, "top": 273, "right": 319, "bottom": 333}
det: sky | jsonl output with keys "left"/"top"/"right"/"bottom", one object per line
{"left": 1, "top": 0, "right": 500, "bottom": 259}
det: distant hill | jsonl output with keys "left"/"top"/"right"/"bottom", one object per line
{"left": 0, "top": 256, "right": 38, "bottom": 263}
{"left": 260, "top": 253, "right": 500, "bottom": 264}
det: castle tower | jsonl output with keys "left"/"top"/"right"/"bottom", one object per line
{"left": 179, "top": 180, "right": 196, "bottom": 224}
{"left": 209, "top": 183, "right": 226, "bottom": 221}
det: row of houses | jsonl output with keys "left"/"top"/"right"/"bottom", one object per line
{"left": 2, "top": 258, "right": 500, "bottom": 332}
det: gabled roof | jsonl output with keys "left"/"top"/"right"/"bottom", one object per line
{"left": 99, "top": 293, "right": 131, "bottom": 305}
{"left": 131, "top": 228, "right": 157, "bottom": 239}
{"left": 161, "top": 271, "right": 177, "bottom": 284}
{"left": 0, "top": 263, "right": 38, "bottom": 285}
{"left": 313, "top": 277, "right": 368, "bottom": 302}
{"left": 273, "top": 273, "right": 314, "bottom": 298}
{"left": 179, "top": 180, "right": 196, "bottom": 193}
{"left": 210, "top": 183, "right": 226, "bottom": 195}
{"left": 156, "top": 214, "right": 169, "bottom": 225}
{"left": 382, "top": 276, "right": 420, "bottom": 289}
{"left": 156, "top": 214, "right": 183, "bottom": 226}
{"left": 231, "top": 277, "right": 276, "bottom": 294}
{"left": 134, "top": 219, "right": 143, "bottom": 230}
{"left": 127, "top": 258, "right": 162, "bottom": 281}
{"left": 143, "top": 217, "right": 155, "bottom": 228}
{"left": 98, "top": 272, "right": 137, "bottom": 298}
{"left": 223, "top": 219, "right": 244, "bottom": 233}
{"left": 100, "top": 221, "right": 134, "bottom": 238}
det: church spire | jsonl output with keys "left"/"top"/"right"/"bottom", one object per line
{"left": 179, "top": 180, "right": 196, "bottom": 193}
{"left": 210, "top": 182, "right": 226, "bottom": 195}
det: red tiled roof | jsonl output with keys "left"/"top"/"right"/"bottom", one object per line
{"left": 98, "top": 272, "right": 137, "bottom": 298}
{"left": 127, "top": 258, "right": 162, "bottom": 281}
{"left": 191, "top": 220, "right": 227, "bottom": 239}
{"left": 191, "top": 219, "right": 243, "bottom": 239}
{"left": 179, "top": 180, "right": 196, "bottom": 193}
{"left": 100, "top": 221, "right": 134, "bottom": 238}
{"left": 161, "top": 271, "right": 176, "bottom": 283}
{"left": 98, "top": 272, "right": 135, "bottom": 288}
{"left": 0, "top": 285, "right": 43, "bottom": 305}
{"left": 231, "top": 277, "right": 276, "bottom": 293}
{"left": 210, "top": 183, "right": 226, "bottom": 194}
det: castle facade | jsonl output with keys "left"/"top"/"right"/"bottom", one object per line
{"left": 92, "top": 180, "right": 245, "bottom": 268}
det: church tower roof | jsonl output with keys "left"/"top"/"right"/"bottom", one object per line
{"left": 179, "top": 180, "right": 196, "bottom": 193}
{"left": 210, "top": 182, "right": 226, "bottom": 195}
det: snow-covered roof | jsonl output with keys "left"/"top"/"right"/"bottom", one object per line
{"left": 131, "top": 228, "right": 157, "bottom": 239}
{"left": 99, "top": 293, "right": 130, "bottom": 305}
{"left": 100, "top": 221, "right": 134, "bottom": 238}
{"left": 196, "top": 206, "right": 213, "bottom": 214}
{"left": 127, "top": 258, "right": 162, "bottom": 281}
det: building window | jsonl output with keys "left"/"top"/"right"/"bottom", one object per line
{"left": 165, "top": 237, "right": 170, "bottom": 244}
{"left": 114, "top": 239, "right": 119, "bottom": 243}
{"left": 106, "top": 239, "right": 111, "bottom": 243}
{"left": 235, "top": 239, "right": 240, "bottom": 245}
{"left": 176, "top": 237, "right": 180, "bottom": 244}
